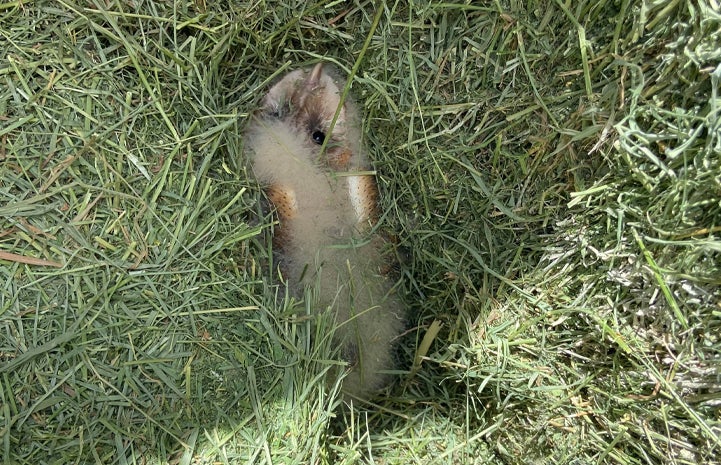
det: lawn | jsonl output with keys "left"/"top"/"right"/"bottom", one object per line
{"left": 1, "top": 1, "right": 719, "bottom": 464}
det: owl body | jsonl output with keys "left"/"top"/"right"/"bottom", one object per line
{"left": 244, "top": 63, "right": 403, "bottom": 398}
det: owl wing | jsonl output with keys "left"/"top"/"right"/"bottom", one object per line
{"left": 347, "top": 174, "right": 379, "bottom": 232}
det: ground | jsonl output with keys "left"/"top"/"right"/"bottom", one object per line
{"left": 0, "top": 1, "right": 719, "bottom": 464}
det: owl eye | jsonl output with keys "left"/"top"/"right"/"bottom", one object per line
{"left": 312, "top": 130, "right": 326, "bottom": 145}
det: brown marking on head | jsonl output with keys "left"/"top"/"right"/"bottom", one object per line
{"left": 327, "top": 148, "right": 353, "bottom": 170}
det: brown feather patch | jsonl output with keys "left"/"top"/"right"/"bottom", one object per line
{"left": 347, "top": 174, "right": 379, "bottom": 230}
{"left": 265, "top": 184, "right": 298, "bottom": 221}
{"left": 265, "top": 184, "right": 298, "bottom": 251}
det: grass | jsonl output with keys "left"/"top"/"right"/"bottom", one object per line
{"left": 1, "top": 0, "right": 719, "bottom": 464}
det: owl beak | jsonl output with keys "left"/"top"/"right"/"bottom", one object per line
{"left": 305, "top": 62, "right": 325, "bottom": 90}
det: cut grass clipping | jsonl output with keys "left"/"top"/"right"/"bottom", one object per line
{"left": 1, "top": 1, "right": 719, "bottom": 464}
